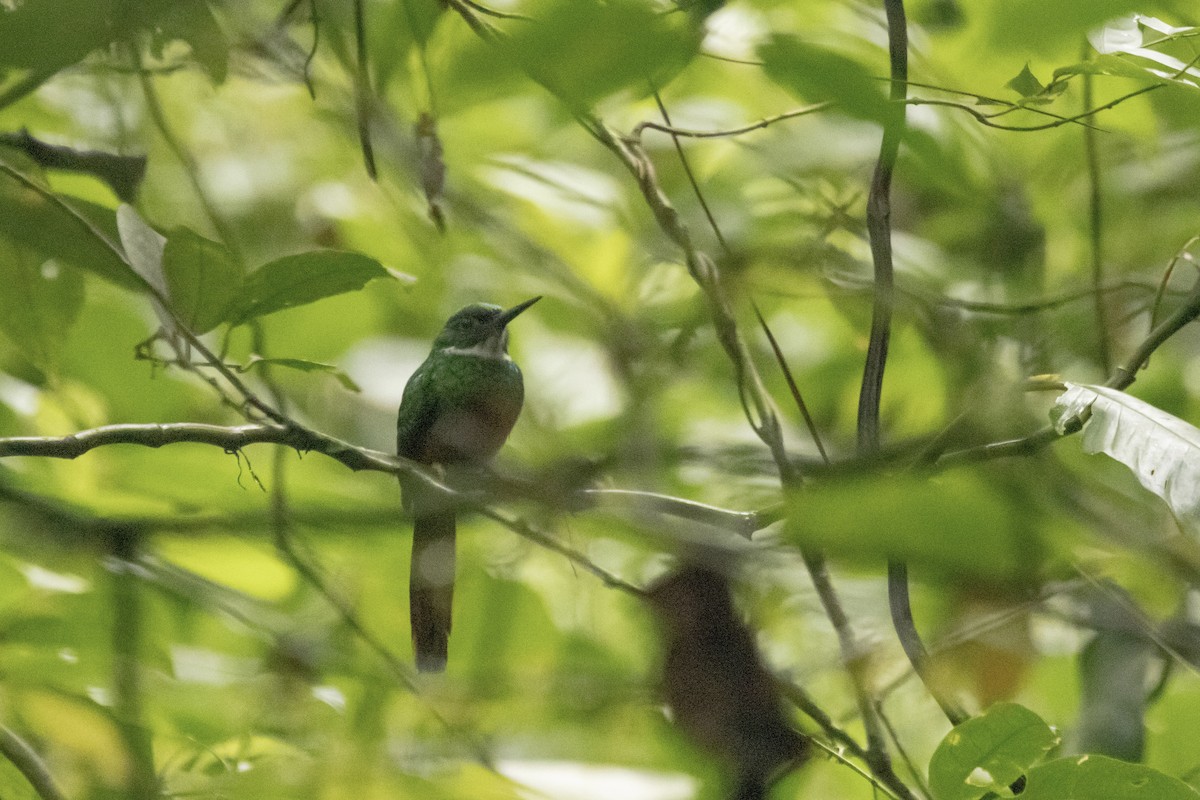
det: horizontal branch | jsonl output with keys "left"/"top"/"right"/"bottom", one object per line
{"left": 0, "top": 129, "right": 146, "bottom": 201}
{"left": 632, "top": 102, "right": 833, "bottom": 141}
{"left": 0, "top": 422, "right": 395, "bottom": 472}
{"left": 0, "top": 423, "right": 771, "bottom": 538}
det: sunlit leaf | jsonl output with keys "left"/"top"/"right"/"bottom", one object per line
{"left": 240, "top": 357, "right": 362, "bottom": 392}
{"left": 1088, "top": 15, "right": 1143, "bottom": 54}
{"left": 1053, "top": 55, "right": 1161, "bottom": 83}
{"left": 1020, "top": 755, "right": 1199, "bottom": 800}
{"left": 224, "top": 250, "right": 397, "bottom": 325}
{"left": 929, "top": 703, "right": 1058, "bottom": 800}
{"left": 1052, "top": 383, "right": 1200, "bottom": 536}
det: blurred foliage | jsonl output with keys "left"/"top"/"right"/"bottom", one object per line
{"left": 2, "top": 0, "right": 1200, "bottom": 799}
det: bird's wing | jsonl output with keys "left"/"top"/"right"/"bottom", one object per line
{"left": 396, "top": 358, "right": 442, "bottom": 461}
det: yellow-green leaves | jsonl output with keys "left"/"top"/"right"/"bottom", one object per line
{"left": 785, "top": 470, "right": 1030, "bottom": 580}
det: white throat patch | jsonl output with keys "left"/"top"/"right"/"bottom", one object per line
{"left": 441, "top": 330, "right": 510, "bottom": 360}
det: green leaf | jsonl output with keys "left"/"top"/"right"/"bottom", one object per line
{"left": 240, "top": 357, "right": 362, "bottom": 392}
{"left": 162, "top": 228, "right": 241, "bottom": 334}
{"left": 0, "top": 177, "right": 141, "bottom": 290}
{"left": 1006, "top": 63, "right": 1046, "bottom": 97}
{"left": 507, "top": 0, "right": 698, "bottom": 108}
{"left": 225, "top": 250, "right": 396, "bottom": 326}
{"left": 0, "top": 240, "right": 85, "bottom": 372}
{"left": 0, "top": 0, "right": 119, "bottom": 71}
{"left": 784, "top": 470, "right": 1031, "bottom": 579}
{"left": 155, "top": 0, "right": 229, "bottom": 83}
{"left": 758, "top": 35, "right": 888, "bottom": 121}
{"left": 1020, "top": 755, "right": 1200, "bottom": 800}
{"left": 1052, "top": 55, "right": 1160, "bottom": 83}
{"left": 1052, "top": 383, "right": 1200, "bottom": 537}
{"left": 929, "top": 703, "right": 1059, "bottom": 800}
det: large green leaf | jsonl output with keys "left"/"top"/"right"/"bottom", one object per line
{"left": 224, "top": 250, "right": 397, "bottom": 326}
{"left": 0, "top": 0, "right": 119, "bottom": 71}
{"left": 1020, "top": 755, "right": 1199, "bottom": 800}
{"left": 929, "top": 703, "right": 1059, "bottom": 800}
{"left": 1053, "top": 383, "right": 1200, "bottom": 536}
{"left": 162, "top": 228, "right": 241, "bottom": 334}
{"left": 0, "top": 176, "right": 141, "bottom": 290}
{"left": 784, "top": 470, "right": 1030, "bottom": 579}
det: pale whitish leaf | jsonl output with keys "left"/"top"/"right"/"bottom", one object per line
{"left": 1138, "top": 16, "right": 1194, "bottom": 36}
{"left": 1053, "top": 383, "right": 1200, "bottom": 533}
{"left": 1088, "top": 16, "right": 1142, "bottom": 54}
{"left": 116, "top": 203, "right": 174, "bottom": 329}
{"left": 115, "top": 204, "right": 167, "bottom": 297}
{"left": 240, "top": 357, "right": 362, "bottom": 392}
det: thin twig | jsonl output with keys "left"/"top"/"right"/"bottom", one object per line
{"left": 0, "top": 726, "right": 68, "bottom": 800}
{"left": 353, "top": 0, "right": 377, "bottom": 179}
{"left": 632, "top": 102, "right": 833, "bottom": 141}
{"left": 1149, "top": 236, "right": 1199, "bottom": 332}
{"left": 1082, "top": 46, "right": 1112, "bottom": 374}
{"left": 132, "top": 45, "right": 242, "bottom": 263}
{"left": 652, "top": 92, "right": 729, "bottom": 252}
{"left": 752, "top": 302, "right": 830, "bottom": 464}
{"left": 940, "top": 275, "right": 1200, "bottom": 467}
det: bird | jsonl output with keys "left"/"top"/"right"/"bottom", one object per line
{"left": 396, "top": 297, "right": 540, "bottom": 672}
{"left": 646, "top": 565, "right": 811, "bottom": 800}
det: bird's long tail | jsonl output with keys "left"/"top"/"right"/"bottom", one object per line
{"left": 410, "top": 508, "right": 456, "bottom": 673}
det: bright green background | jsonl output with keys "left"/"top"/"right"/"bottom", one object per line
{"left": 2, "top": 0, "right": 1200, "bottom": 798}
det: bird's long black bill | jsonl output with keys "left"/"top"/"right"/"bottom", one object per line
{"left": 496, "top": 295, "right": 541, "bottom": 328}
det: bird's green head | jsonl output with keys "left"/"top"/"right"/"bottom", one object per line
{"left": 432, "top": 296, "right": 541, "bottom": 355}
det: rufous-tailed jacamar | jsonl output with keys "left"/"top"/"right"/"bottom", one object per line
{"left": 396, "top": 297, "right": 540, "bottom": 672}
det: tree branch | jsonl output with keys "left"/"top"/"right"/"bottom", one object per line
{"left": 0, "top": 129, "right": 146, "bottom": 201}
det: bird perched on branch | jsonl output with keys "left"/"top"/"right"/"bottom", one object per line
{"left": 396, "top": 297, "right": 540, "bottom": 672}
{"left": 646, "top": 565, "right": 811, "bottom": 800}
